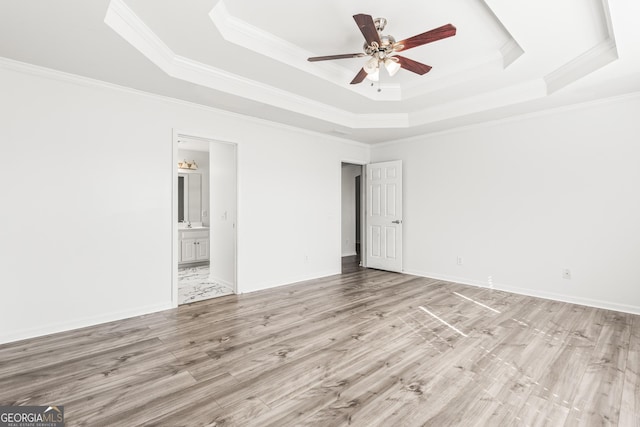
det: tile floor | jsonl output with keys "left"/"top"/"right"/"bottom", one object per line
{"left": 178, "top": 263, "right": 234, "bottom": 305}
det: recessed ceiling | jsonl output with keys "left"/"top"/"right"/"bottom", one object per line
{"left": 1, "top": 0, "right": 639, "bottom": 144}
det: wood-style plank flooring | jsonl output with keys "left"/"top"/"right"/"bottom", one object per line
{"left": 1, "top": 269, "right": 639, "bottom": 426}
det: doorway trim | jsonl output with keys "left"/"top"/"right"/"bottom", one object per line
{"left": 172, "top": 129, "right": 238, "bottom": 308}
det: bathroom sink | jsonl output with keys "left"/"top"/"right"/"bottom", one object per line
{"left": 178, "top": 222, "right": 208, "bottom": 230}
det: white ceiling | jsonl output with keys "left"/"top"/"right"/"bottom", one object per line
{"left": 1, "top": 0, "right": 639, "bottom": 144}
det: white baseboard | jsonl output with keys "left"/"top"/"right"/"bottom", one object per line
{"left": 341, "top": 251, "right": 357, "bottom": 257}
{"left": 0, "top": 302, "right": 172, "bottom": 345}
{"left": 210, "top": 276, "right": 235, "bottom": 291}
{"left": 404, "top": 269, "right": 640, "bottom": 316}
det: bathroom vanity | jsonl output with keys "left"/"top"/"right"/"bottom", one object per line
{"left": 179, "top": 227, "right": 209, "bottom": 265}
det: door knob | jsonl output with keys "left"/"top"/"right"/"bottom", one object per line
{"left": 392, "top": 220, "right": 402, "bottom": 224}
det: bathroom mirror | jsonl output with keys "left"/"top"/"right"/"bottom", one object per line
{"left": 178, "top": 173, "right": 202, "bottom": 223}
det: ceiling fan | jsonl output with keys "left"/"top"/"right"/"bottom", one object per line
{"left": 308, "top": 14, "right": 456, "bottom": 84}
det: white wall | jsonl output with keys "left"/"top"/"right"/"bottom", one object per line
{"left": 341, "top": 163, "right": 362, "bottom": 256}
{"left": 371, "top": 94, "right": 640, "bottom": 314}
{"left": 178, "top": 148, "right": 209, "bottom": 226}
{"left": 0, "top": 62, "right": 368, "bottom": 344}
{"left": 237, "top": 126, "right": 368, "bottom": 293}
{"left": 209, "top": 142, "right": 236, "bottom": 289}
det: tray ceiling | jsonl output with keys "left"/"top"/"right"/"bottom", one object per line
{"left": 1, "top": 0, "right": 639, "bottom": 143}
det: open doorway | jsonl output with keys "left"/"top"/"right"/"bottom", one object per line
{"left": 173, "top": 132, "right": 237, "bottom": 306}
{"left": 341, "top": 162, "right": 365, "bottom": 273}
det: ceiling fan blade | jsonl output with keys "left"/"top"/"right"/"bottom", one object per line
{"left": 350, "top": 68, "right": 368, "bottom": 85}
{"left": 308, "top": 53, "right": 366, "bottom": 62}
{"left": 394, "top": 23, "right": 457, "bottom": 52}
{"left": 353, "top": 14, "right": 381, "bottom": 46}
{"left": 395, "top": 55, "right": 432, "bottom": 75}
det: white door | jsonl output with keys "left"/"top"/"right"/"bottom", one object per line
{"left": 365, "top": 160, "right": 403, "bottom": 272}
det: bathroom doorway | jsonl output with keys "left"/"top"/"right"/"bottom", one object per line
{"left": 172, "top": 131, "right": 237, "bottom": 306}
{"left": 341, "top": 162, "right": 365, "bottom": 273}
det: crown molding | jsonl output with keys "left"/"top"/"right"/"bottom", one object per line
{"left": 211, "top": 1, "right": 530, "bottom": 117}
{"left": 544, "top": 38, "right": 618, "bottom": 95}
{"left": 500, "top": 37, "right": 525, "bottom": 68}
{"left": 408, "top": 79, "right": 545, "bottom": 126}
{"left": 209, "top": 1, "right": 528, "bottom": 105}
{"left": 5, "top": 43, "right": 636, "bottom": 151}
{"left": 382, "top": 0, "right": 524, "bottom": 99}
{"left": 401, "top": 55, "right": 504, "bottom": 101}
{"left": 105, "top": 0, "right": 411, "bottom": 129}
{"left": 544, "top": 0, "right": 618, "bottom": 94}
{"left": 105, "top": 0, "right": 174, "bottom": 69}
{"left": 0, "top": 56, "right": 368, "bottom": 146}
{"left": 100, "top": 0, "right": 631, "bottom": 137}
{"left": 478, "top": 0, "right": 525, "bottom": 69}
{"left": 373, "top": 89, "right": 640, "bottom": 148}
{"left": 105, "top": 0, "right": 505, "bottom": 132}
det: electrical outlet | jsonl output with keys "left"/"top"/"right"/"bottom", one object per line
{"left": 562, "top": 269, "right": 571, "bottom": 279}
{"left": 456, "top": 256, "right": 464, "bottom": 265}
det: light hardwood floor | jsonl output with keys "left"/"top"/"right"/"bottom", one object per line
{"left": 1, "top": 270, "right": 638, "bottom": 426}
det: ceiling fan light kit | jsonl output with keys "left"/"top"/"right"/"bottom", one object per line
{"left": 308, "top": 14, "right": 456, "bottom": 85}
{"left": 366, "top": 68, "right": 380, "bottom": 82}
{"left": 384, "top": 57, "right": 401, "bottom": 77}
{"left": 364, "top": 56, "right": 379, "bottom": 74}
